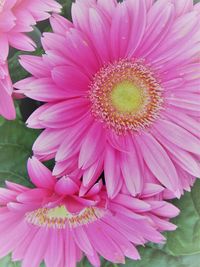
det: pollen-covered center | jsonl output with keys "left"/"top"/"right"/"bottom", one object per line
{"left": 25, "top": 205, "right": 105, "bottom": 229}
{"left": 89, "top": 59, "right": 163, "bottom": 134}
{"left": 111, "top": 81, "right": 144, "bottom": 113}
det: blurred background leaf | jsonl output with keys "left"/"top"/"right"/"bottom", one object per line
{"left": 0, "top": 120, "right": 38, "bottom": 187}
{"left": 165, "top": 180, "right": 200, "bottom": 256}
{"left": 117, "top": 248, "right": 200, "bottom": 267}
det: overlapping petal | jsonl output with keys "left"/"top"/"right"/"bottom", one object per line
{"left": 15, "top": 0, "right": 200, "bottom": 198}
{"left": 0, "top": 0, "right": 61, "bottom": 120}
{"left": 0, "top": 158, "right": 179, "bottom": 267}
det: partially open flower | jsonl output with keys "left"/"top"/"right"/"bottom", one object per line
{"left": 0, "top": 0, "right": 61, "bottom": 119}
{"left": 0, "top": 157, "right": 179, "bottom": 267}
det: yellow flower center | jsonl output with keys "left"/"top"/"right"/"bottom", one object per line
{"left": 26, "top": 205, "right": 105, "bottom": 229}
{"left": 111, "top": 80, "right": 144, "bottom": 113}
{"left": 47, "top": 205, "right": 69, "bottom": 219}
{"left": 89, "top": 59, "right": 163, "bottom": 134}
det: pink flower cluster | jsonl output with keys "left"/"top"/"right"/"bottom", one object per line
{"left": 0, "top": 0, "right": 200, "bottom": 266}
{"left": 0, "top": 0, "right": 61, "bottom": 119}
{"left": 0, "top": 157, "right": 179, "bottom": 267}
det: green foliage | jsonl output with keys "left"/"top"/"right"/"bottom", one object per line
{"left": 0, "top": 255, "right": 19, "bottom": 267}
{"left": 165, "top": 180, "right": 200, "bottom": 256}
{"left": 58, "top": 0, "right": 73, "bottom": 19}
{"left": 119, "top": 248, "right": 200, "bottom": 267}
{"left": 0, "top": 255, "right": 45, "bottom": 267}
{"left": 0, "top": 120, "right": 38, "bottom": 187}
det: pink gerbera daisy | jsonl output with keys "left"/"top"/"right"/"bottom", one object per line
{"left": 0, "top": 0, "right": 61, "bottom": 119}
{"left": 0, "top": 157, "right": 179, "bottom": 267}
{"left": 15, "top": 0, "right": 200, "bottom": 198}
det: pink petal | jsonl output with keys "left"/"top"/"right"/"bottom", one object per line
{"left": 38, "top": 99, "right": 90, "bottom": 128}
{"left": 56, "top": 116, "right": 93, "bottom": 162}
{"left": 104, "top": 144, "right": 122, "bottom": 198}
{"left": 86, "top": 222, "right": 125, "bottom": 264}
{"left": 114, "top": 193, "right": 151, "bottom": 212}
{"left": 120, "top": 138, "right": 143, "bottom": 196}
{"left": 44, "top": 229, "right": 64, "bottom": 267}
{"left": 142, "top": 183, "right": 164, "bottom": 198}
{"left": 8, "top": 33, "right": 36, "bottom": 51}
{"left": 82, "top": 157, "right": 103, "bottom": 188}
{"left": 154, "top": 130, "right": 200, "bottom": 177}
{"left": 54, "top": 176, "right": 79, "bottom": 195}
{"left": 27, "top": 157, "right": 55, "bottom": 189}
{"left": 147, "top": 200, "right": 180, "bottom": 218}
{"left": 97, "top": 0, "right": 117, "bottom": 17}
{"left": 0, "top": 78, "right": 15, "bottom": 120}
{"left": 50, "top": 14, "right": 73, "bottom": 34}
{"left": 19, "top": 55, "right": 50, "bottom": 78}
{"left": 65, "top": 227, "right": 77, "bottom": 267}
{"left": 79, "top": 122, "right": 106, "bottom": 169}
{"left": 5, "top": 181, "right": 29, "bottom": 193}
{"left": 97, "top": 219, "right": 140, "bottom": 260}
{"left": 88, "top": 8, "right": 110, "bottom": 63}
{"left": 51, "top": 65, "right": 90, "bottom": 91}
{"left": 110, "top": 2, "right": 130, "bottom": 60}
{"left": 22, "top": 228, "right": 50, "bottom": 267}
{"left": 73, "top": 227, "right": 94, "bottom": 256}
{"left": 172, "top": 0, "right": 193, "bottom": 16}
{"left": 0, "top": 34, "right": 9, "bottom": 60}
{"left": 138, "top": 0, "right": 174, "bottom": 58}
{"left": 135, "top": 133, "right": 180, "bottom": 196}
{"left": 154, "top": 119, "right": 200, "bottom": 155}
{"left": 17, "top": 188, "right": 50, "bottom": 203}
{"left": 33, "top": 128, "right": 68, "bottom": 161}
{"left": 126, "top": 0, "right": 147, "bottom": 57}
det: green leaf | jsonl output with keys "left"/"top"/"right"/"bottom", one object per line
{"left": 191, "top": 180, "right": 200, "bottom": 217}
{"left": 0, "top": 120, "right": 38, "bottom": 187}
{"left": 164, "top": 180, "right": 200, "bottom": 256}
{"left": 2, "top": 249, "right": 200, "bottom": 267}
{"left": 0, "top": 117, "right": 5, "bottom": 126}
{"left": 118, "top": 247, "right": 200, "bottom": 267}
{"left": 58, "top": 0, "right": 73, "bottom": 19}
{"left": 76, "top": 248, "right": 200, "bottom": 267}
{"left": 0, "top": 255, "right": 45, "bottom": 267}
{"left": 0, "top": 255, "right": 16, "bottom": 267}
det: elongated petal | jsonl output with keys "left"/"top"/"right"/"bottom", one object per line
{"left": 27, "top": 157, "right": 55, "bottom": 189}
{"left": 120, "top": 139, "right": 143, "bottom": 196}
{"left": 79, "top": 122, "right": 106, "bottom": 169}
{"left": 104, "top": 144, "right": 122, "bottom": 198}
{"left": 154, "top": 119, "right": 200, "bottom": 155}
{"left": 135, "top": 133, "right": 180, "bottom": 196}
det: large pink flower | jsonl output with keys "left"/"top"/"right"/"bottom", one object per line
{"left": 0, "top": 157, "right": 179, "bottom": 267}
{"left": 16, "top": 0, "right": 200, "bottom": 198}
{"left": 0, "top": 0, "right": 61, "bottom": 119}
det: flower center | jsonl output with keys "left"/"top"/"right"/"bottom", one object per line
{"left": 111, "top": 80, "right": 144, "bottom": 113}
{"left": 89, "top": 59, "right": 163, "bottom": 134}
{"left": 25, "top": 205, "right": 105, "bottom": 229}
